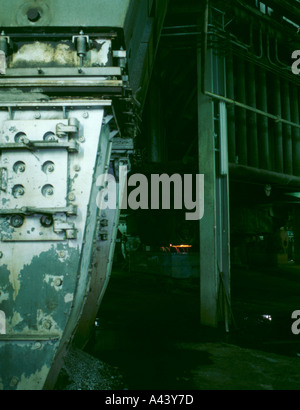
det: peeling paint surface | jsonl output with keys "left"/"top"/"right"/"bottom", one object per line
{"left": 18, "top": 364, "right": 50, "bottom": 390}
{"left": 11, "top": 42, "right": 76, "bottom": 67}
{"left": 10, "top": 40, "right": 112, "bottom": 68}
{"left": 0, "top": 101, "right": 113, "bottom": 390}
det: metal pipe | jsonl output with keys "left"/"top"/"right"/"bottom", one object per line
{"left": 272, "top": 75, "right": 284, "bottom": 173}
{"left": 246, "top": 62, "right": 259, "bottom": 168}
{"left": 201, "top": 4, "right": 300, "bottom": 132}
{"left": 257, "top": 67, "right": 270, "bottom": 170}
{"left": 281, "top": 79, "right": 293, "bottom": 175}
{"left": 226, "top": 52, "right": 236, "bottom": 163}
{"left": 291, "top": 85, "right": 300, "bottom": 176}
{"left": 229, "top": 163, "right": 300, "bottom": 187}
{"left": 235, "top": 56, "right": 247, "bottom": 165}
{"left": 201, "top": 0, "right": 209, "bottom": 94}
{"left": 204, "top": 90, "right": 300, "bottom": 129}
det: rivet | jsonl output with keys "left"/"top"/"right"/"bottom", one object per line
{"left": 100, "top": 232, "right": 108, "bottom": 241}
{"left": 43, "top": 320, "right": 52, "bottom": 330}
{"left": 10, "top": 377, "right": 19, "bottom": 387}
{"left": 17, "top": 187, "right": 25, "bottom": 196}
{"left": 74, "top": 164, "right": 81, "bottom": 172}
{"left": 53, "top": 278, "right": 63, "bottom": 287}
{"left": 68, "top": 192, "right": 76, "bottom": 201}
{"left": 100, "top": 219, "right": 108, "bottom": 227}
{"left": 10, "top": 215, "right": 24, "bottom": 228}
{"left": 42, "top": 184, "right": 54, "bottom": 197}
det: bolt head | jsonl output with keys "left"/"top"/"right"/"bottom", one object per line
{"left": 53, "top": 278, "right": 63, "bottom": 287}
{"left": 43, "top": 320, "right": 52, "bottom": 330}
{"left": 68, "top": 192, "right": 76, "bottom": 201}
{"left": 11, "top": 215, "right": 24, "bottom": 228}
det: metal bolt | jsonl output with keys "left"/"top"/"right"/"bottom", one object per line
{"left": 40, "top": 215, "right": 53, "bottom": 227}
{"left": 68, "top": 192, "right": 75, "bottom": 201}
{"left": 100, "top": 232, "right": 108, "bottom": 241}
{"left": 10, "top": 377, "right": 19, "bottom": 387}
{"left": 53, "top": 278, "right": 63, "bottom": 287}
{"left": 18, "top": 164, "right": 25, "bottom": 173}
{"left": 10, "top": 215, "right": 24, "bottom": 228}
{"left": 34, "top": 342, "right": 42, "bottom": 350}
{"left": 34, "top": 112, "right": 41, "bottom": 119}
{"left": 82, "top": 112, "right": 89, "bottom": 118}
{"left": 74, "top": 164, "right": 81, "bottom": 172}
{"left": 46, "top": 188, "right": 54, "bottom": 196}
{"left": 47, "top": 164, "right": 54, "bottom": 173}
{"left": 58, "top": 251, "right": 65, "bottom": 258}
{"left": 78, "top": 136, "right": 85, "bottom": 143}
{"left": 43, "top": 320, "right": 52, "bottom": 330}
{"left": 46, "top": 134, "right": 56, "bottom": 141}
{"left": 100, "top": 219, "right": 108, "bottom": 227}
{"left": 17, "top": 187, "right": 25, "bottom": 196}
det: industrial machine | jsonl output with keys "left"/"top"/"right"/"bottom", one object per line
{"left": 0, "top": 0, "right": 168, "bottom": 390}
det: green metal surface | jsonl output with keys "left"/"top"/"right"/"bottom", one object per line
{"left": 0, "top": 0, "right": 131, "bottom": 28}
{"left": 0, "top": 0, "right": 169, "bottom": 389}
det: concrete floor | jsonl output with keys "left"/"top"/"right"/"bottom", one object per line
{"left": 69, "top": 263, "right": 300, "bottom": 390}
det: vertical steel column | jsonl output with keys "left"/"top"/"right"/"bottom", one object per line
{"left": 198, "top": 46, "right": 219, "bottom": 327}
{"left": 198, "top": 6, "right": 230, "bottom": 329}
{"left": 246, "top": 63, "right": 259, "bottom": 168}
{"left": 272, "top": 75, "right": 284, "bottom": 173}
{"left": 257, "top": 67, "right": 270, "bottom": 170}
{"left": 226, "top": 52, "right": 236, "bottom": 164}
{"left": 235, "top": 56, "right": 247, "bottom": 165}
{"left": 218, "top": 101, "right": 231, "bottom": 332}
{"left": 281, "top": 79, "right": 293, "bottom": 175}
{"left": 291, "top": 85, "right": 300, "bottom": 176}
{"left": 146, "top": 78, "right": 165, "bottom": 163}
{"left": 293, "top": 207, "right": 300, "bottom": 265}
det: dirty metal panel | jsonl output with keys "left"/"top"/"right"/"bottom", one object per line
{"left": 9, "top": 40, "right": 113, "bottom": 69}
{"left": 0, "top": 339, "right": 60, "bottom": 390}
{"left": 0, "top": 0, "right": 132, "bottom": 28}
{"left": 0, "top": 100, "right": 114, "bottom": 390}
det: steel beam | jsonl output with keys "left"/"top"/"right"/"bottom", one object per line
{"left": 198, "top": 47, "right": 218, "bottom": 328}
{"left": 291, "top": 85, "right": 300, "bottom": 177}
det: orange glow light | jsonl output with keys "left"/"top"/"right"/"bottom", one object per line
{"left": 170, "top": 244, "right": 192, "bottom": 248}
